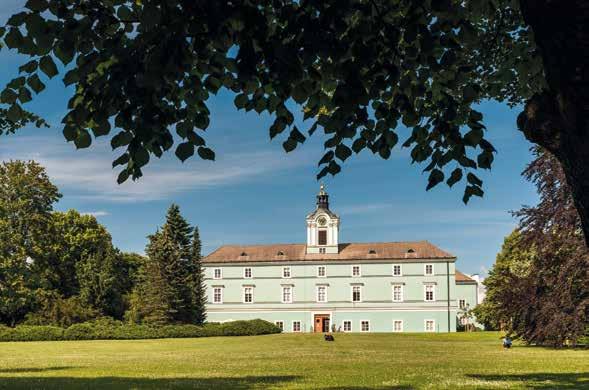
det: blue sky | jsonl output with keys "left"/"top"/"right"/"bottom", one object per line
{"left": 0, "top": 2, "right": 538, "bottom": 276}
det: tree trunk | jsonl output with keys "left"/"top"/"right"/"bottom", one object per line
{"left": 518, "top": 0, "right": 589, "bottom": 246}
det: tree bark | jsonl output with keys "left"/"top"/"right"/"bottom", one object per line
{"left": 518, "top": 0, "right": 589, "bottom": 246}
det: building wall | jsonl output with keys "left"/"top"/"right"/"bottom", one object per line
{"left": 204, "top": 260, "right": 468, "bottom": 332}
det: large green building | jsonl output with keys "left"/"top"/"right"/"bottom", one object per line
{"left": 203, "top": 185, "right": 478, "bottom": 333}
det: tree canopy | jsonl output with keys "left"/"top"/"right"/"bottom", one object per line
{"left": 3, "top": 0, "right": 589, "bottom": 244}
{"left": 0, "top": 0, "right": 543, "bottom": 203}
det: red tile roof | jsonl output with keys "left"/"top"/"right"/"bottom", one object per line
{"left": 455, "top": 270, "right": 476, "bottom": 283}
{"left": 203, "top": 241, "right": 455, "bottom": 263}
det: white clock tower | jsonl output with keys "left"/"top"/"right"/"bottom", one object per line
{"left": 306, "top": 184, "right": 340, "bottom": 254}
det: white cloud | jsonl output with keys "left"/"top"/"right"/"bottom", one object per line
{"left": 80, "top": 211, "right": 110, "bottom": 217}
{"left": 0, "top": 134, "right": 313, "bottom": 202}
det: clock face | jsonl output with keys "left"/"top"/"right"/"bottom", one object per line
{"left": 317, "top": 217, "right": 327, "bottom": 226}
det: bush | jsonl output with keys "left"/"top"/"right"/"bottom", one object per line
{"left": 0, "top": 319, "right": 280, "bottom": 342}
{"left": 0, "top": 325, "right": 64, "bottom": 341}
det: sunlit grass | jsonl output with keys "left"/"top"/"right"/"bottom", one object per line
{"left": 0, "top": 332, "right": 587, "bottom": 389}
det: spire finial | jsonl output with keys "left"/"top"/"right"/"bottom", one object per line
{"left": 319, "top": 183, "right": 326, "bottom": 195}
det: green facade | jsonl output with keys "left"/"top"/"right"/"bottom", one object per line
{"left": 204, "top": 260, "right": 477, "bottom": 332}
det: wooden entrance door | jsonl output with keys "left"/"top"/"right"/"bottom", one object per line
{"left": 314, "top": 314, "right": 330, "bottom": 332}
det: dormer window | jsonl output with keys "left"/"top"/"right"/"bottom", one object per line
{"left": 368, "top": 249, "right": 376, "bottom": 254}
{"left": 407, "top": 248, "right": 415, "bottom": 253}
{"left": 277, "top": 251, "right": 284, "bottom": 256}
{"left": 240, "top": 252, "right": 247, "bottom": 256}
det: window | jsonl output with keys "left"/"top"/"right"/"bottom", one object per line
{"left": 243, "top": 287, "right": 253, "bottom": 303}
{"left": 459, "top": 299, "right": 466, "bottom": 309}
{"left": 213, "top": 268, "right": 222, "bottom": 279}
{"left": 292, "top": 321, "right": 301, "bottom": 332}
{"left": 392, "top": 285, "right": 403, "bottom": 302}
{"left": 342, "top": 320, "right": 352, "bottom": 332}
{"left": 282, "top": 286, "right": 293, "bottom": 303}
{"left": 352, "top": 286, "right": 362, "bottom": 302}
{"left": 392, "top": 264, "right": 402, "bottom": 276}
{"left": 213, "top": 287, "right": 223, "bottom": 304}
{"left": 352, "top": 265, "right": 361, "bottom": 277}
{"left": 244, "top": 267, "right": 252, "bottom": 278}
{"left": 425, "top": 264, "right": 434, "bottom": 275}
{"left": 319, "top": 248, "right": 326, "bottom": 254}
{"left": 425, "top": 320, "right": 435, "bottom": 332}
{"left": 317, "top": 266, "right": 326, "bottom": 277}
{"left": 318, "top": 230, "right": 327, "bottom": 245}
{"left": 316, "top": 286, "right": 327, "bottom": 303}
{"left": 360, "top": 320, "right": 370, "bottom": 332}
{"left": 275, "top": 321, "right": 284, "bottom": 331}
{"left": 282, "top": 267, "right": 291, "bottom": 278}
{"left": 424, "top": 284, "right": 435, "bottom": 301}
{"left": 393, "top": 320, "right": 403, "bottom": 332}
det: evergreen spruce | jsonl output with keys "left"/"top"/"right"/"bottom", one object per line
{"left": 189, "top": 227, "right": 207, "bottom": 324}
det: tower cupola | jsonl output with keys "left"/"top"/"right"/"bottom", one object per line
{"left": 306, "top": 184, "right": 340, "bottom": 254}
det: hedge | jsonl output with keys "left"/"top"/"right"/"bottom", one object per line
{"left": 0, "top": 318, "right": 281, "bottom": 342}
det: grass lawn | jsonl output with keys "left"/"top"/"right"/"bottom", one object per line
{"left": 0, "top": 332, "right": 587, "bottom": 389}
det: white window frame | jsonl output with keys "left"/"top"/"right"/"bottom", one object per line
{"left": 459, "top": 299, "right": 466, "bottom": 309}
{"left": 351, "top": 285, "right": 362, "bottom": 302}
{"left": 424, "top": 263, "right": 434, "bottom": 276}
{"left": 316, "top": 285, "right": 327, "bottom": 303}
{"left": 425, "top": 319, "right": 436, "bottom": 332}
{"left": 319, "top": 247, "right": 326, "bottom": 254}
{"left": 281, "top": 286, "right": 293, "bottom": 303}
{"left": 282, "top": 266, "right": 291, "bottom": 278}
{"left": 392, "top": 284, "right": 404, "bottom": 302}
{"left": 292, "top": 320, "right": 301, "bottom": 332}
{"left": 351, "top": 265, "right": 361, "bottom": 277}
{"left": 342, "top": 320, "right": 352, "bottom": 332}
{"left": 213, "top": 268, "right": 222, "bottom": 279}
{"left": 275, "top": 321, "right": 284, "bottom": 331}
{"left": 360, "top": 320, "right": 370, "bottom": 332}
{"left": 243, "top": 286, "right": 254, "bottom": 303}
{"left": 317, "top": 265, "right": 326, "bottom": 277}
{"left": 392, "top": 264, "right": 402, "bottom": 276}
{"left": 393, "top": 320, "right": 403, "bottom": 332}
{"left": 424, "top": 284, "right": 436, "bottom": 302}
{"left": 243, "top": 267, "right": 252, "bottom": 279}
{"left": 212, "top": 287, "right": 223, "bottom": 304}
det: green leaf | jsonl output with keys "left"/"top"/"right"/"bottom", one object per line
{"left": 27, "top": 74, "right": 45, "bottom": 93}
{"left": 197, "top": 147, "right": 215, "bottom": 161}
{"left": 55, "top": 42, "right": 75, "bottom": 66}
{"left": 352, "top": 138, "right": 366, "bottom": 153}
{"left": 335, "top": 144, "right": 352, "bottom": 161}
{"left": 282, "top": 138, "right": 297, "bottom": 153}
{"left": 234, "top": 93, "right": 248, "bottom": 109}
{"left": 318, "top": 151, "right": 334, "bottom": 166}
{"left": 426, "top": 169, "right": 444, "bottom": 190}
{"left": 7, "top": 77, "right": 26, "bottom": 89}
{"left": 463, "top": 185, "right": 484, "bottom": 204}
{"left": 289, "top": 126, "right": 306, "bottom": 143}
{"left": 6, "top": 103, "right": 23, "bottom": 122}
{"left": 446, "top": 168, "right": 463, "bottom": 187}
{"left": 18, "top": 87, "right": 32, "bottom": 103}
{"left": 39, "top": 56, "right": 58, "bottom": 78}
{"left": 117, "top": 169, "right": 130, "bottom": 184}
{"left": 0, "top": 89, "right": 18, "bottom": 104}
{"left": 74, "top": 129, "right": 92, "bottom": 149}
{"left": 194, "top": 113, "right": 209, "bottom": 130}
{"left": 4, "top": 28, "right": 24, "bottom": 48}
{"left": 134, "top": 147, "right": 150, "bottom": 167}
{"left": 19, "top": 60, "right": 38, "bottom": 74}
{"left": 25, "top": 0, "right": 48, "bottom": 12}
{"left": 175, "top": 142, "right": 194, "bottom": 162}
{"left": 466, "top": 172, "right": 483, "bottom": 187}
{"left": 111, "top": 131, "right": 134, "bottom": 148}
{"left": 112, "top": 153, "right": 129, "bottom": 168}
{"left": 187, "top": 131, "right": 205, "bottom": 146}
{"left": 477, "top": 150, "right": 494, "bottom": 169}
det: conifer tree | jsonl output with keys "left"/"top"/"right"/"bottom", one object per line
{"left": 164, "top": 204, "right": 193, "bottom": 260}
{"left": 189, "top": 226, "right": 207, "bottom": 324}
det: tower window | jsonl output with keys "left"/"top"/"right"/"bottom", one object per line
{"left": 318, "top": 230, "right": 327, "bottom": 245}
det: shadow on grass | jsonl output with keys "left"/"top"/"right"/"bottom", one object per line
{"left": 467, "top": 372, "right": 589, "bottom": 389}
{"left": 0, "top": 375, "right": 299, "bottom": 389}
{"left": 0, "top": 367, "right": 76, "bottom": 373}
{"left": 321, "top": 386, "right": 413, "bottom": 389}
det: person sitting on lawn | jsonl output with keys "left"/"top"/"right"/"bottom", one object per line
{"left": 502, "top": 336, "right": 512, "bottom": 349}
